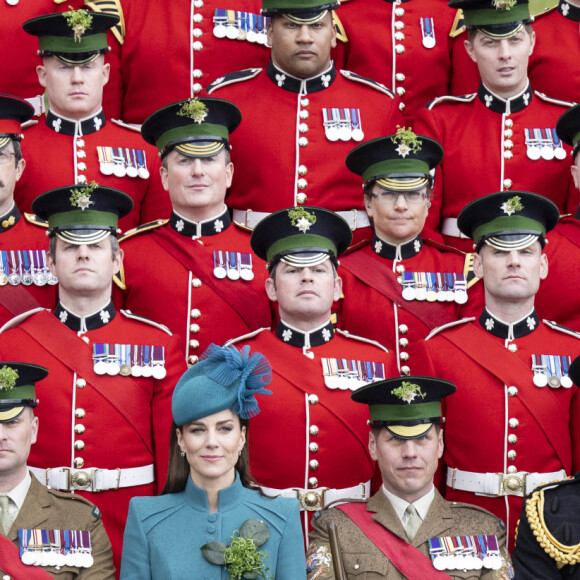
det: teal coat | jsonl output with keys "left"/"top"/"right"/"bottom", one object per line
{"left": 120, "top": 474, "right": 306, "bottom": 579}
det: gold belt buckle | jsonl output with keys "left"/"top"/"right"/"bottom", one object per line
{"left": 70, "top": 469, "right": 94, "bottom": 491}
{"left": 499, "top": 473, "right": 527, "bottom": 496}
{"left": 296, "top": 488, "right": 328, "bottom": 511}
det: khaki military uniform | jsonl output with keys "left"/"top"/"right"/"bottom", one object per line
{"left": 307, "top": 490, "right": 512, "bottom": 579}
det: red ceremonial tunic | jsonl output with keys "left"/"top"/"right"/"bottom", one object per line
{"left": 227, "top": 322, "right": 397, "bottom": 531}
{"left": 116, "top": 209, "right": 271, "bottom": 364}
{"left": 207, "top": 63, "right": 403, "bottom": 243}
{"left": 0, "top": 303, "right": 187, "bottom": 573}
{"left": 334, "top": 0, "right": 456, "bottom": 123}
{"left": 424, "top": 310, "right": 580, "bottom": 550}
{"left": 0, "top": 206, "right": 57, "bottom": 324}
{"left": 15, "top": 110, "right": 170, "bottom": 232}
{"left": 339, "top": 235, "right": 484, "bottom": 375}
{"left": 119, "top": 0, "right": 271, "bottom": 124}
{"left": 414, "top": 84, "right": 577, "bottom": 251}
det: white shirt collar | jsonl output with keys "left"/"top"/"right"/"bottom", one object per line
{"left": 382, "top": 484, "right": 435, "bottom": 524}
{"left": 1, "top": 471, "right": 32, "bottom": 513}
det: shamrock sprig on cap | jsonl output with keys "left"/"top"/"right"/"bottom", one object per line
{"left": 63, "top": 6, "right": 93, "bottom": 42}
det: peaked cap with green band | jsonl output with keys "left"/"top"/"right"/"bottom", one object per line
{"left": 556, "top": 103, "right": 580, "bottom": 159}
{"left": 351, "top": 376, "right": 456, "bottom": 439}
{"left": 23, "top": 10, "right": 118, "bottom": 64}
{"left": 0, "top": 362, "right": 48, "bottom": 422}
{"left": 0, "top": 94, "right": 34, "bottom": 152}
{"left": 32, "top": 184, "right": 133, "bottom": 244}
{"left": 251, "top": 206, "right": 352, "bottom": 270}
{"left": 346, "top": 131, "right": 443, "bottom": 192}
{"left": 449, "top": 0, "right": 531, "bottom": 38}
{"left": 141, "top": 98, "right": 241, "bottom": 159}
{"left": 457, "top": 191, "right": 559, "bottom": 251}
{"left": 261, "top": 0, "right": 339, "bottom": 23}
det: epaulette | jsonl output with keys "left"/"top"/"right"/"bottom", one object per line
{"left": 335, "top": 328, "right": 390, "bottom": 354}
{"left": 119, "top": 219, "right": 168, "bottom": 242}
{"left": 85, "top": 0, "right": 125, "bottom": 45}
{"left": 339, "top": 70, "right": 394, "bottom": 98}
{"left": 530, "top": 4, "right": 557, "bottom": 19}
{"left": 543, "top": 320, "right": 580, "bottom": 339}
{"left": 110, "top": 118, "right": 142, "bottom": 133}
{"left": 450, "top": 501, "right": 502, "bottom": 523}
{"left": 206, "top": 68, "right": 263, "bottom": 94}
{"left": 332, "top": 10, "right": 348, "bottom": 43}
{"left": 224, "top": 327, "right": 271, "bottom": 346}
{"left": 426, "top": 93, "right": 476, "bottom": 110}
{"left": 0, "top": 307, "right": 46, "bottom": 334}
{"left": 464, "top": 253, "right": 480, "bottom": 289}
{"left": 120, "top": 309, "right": 172, "bottom": 335}
{"left": 46, "top": 486, "right": 102, "bottom": 518}
{"left": 22, "top": 118, "right": 40, "bottom": 128}
{"left": 425, "top": 317, "right": 475, "bottom": 340}
{"left": 534, "top": 91, "right": 574, "bottom": 108}
{"left": 24, "top": 212, "right": 49, "bottom": 229}
{"left": 423, "top": 237, "right": 465, "bottom": 256}
{"left": 449, "top": 9, "right": 466, "bottom": 38}
{"left": 342, "top": 238, "right": 370, "bottom": 256}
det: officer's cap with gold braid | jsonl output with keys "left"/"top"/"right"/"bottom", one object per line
{"left": 261, "top": 0, "right": 339, "bottom": 24}
{"left": 251, "top": 206, "right": 351, "bottom": 271}
{"left": 32, "top": 183, "right": 133, "bottom": 244}
{"left": 352, "top": 376, "right": 456, "bottom": 439}
{"left": 0, "top": 362, "right": 48, "bottom": 422}
{"left": 457, "top": 191, "right": 559, "bottom": 252}
{"left": 0, "top": 95, "right": 34, "bottom": 152}
{"left": 141, "top": 98, "right": 241, "bottom": 160}
{"left": 556, "top": 103, "right": 580, "bottom": 160}
{"left": 449, "top": 0, "right": 531, "bottom": 39}
{"left": 23, "top": 8, "right": 118, "bottom": 65}
{"left": 346, "top": 128, "right": 443, "bottom": 192}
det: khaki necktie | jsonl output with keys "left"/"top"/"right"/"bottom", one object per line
{"left": 404, "top": 503, "right": 422, "bottom": 541}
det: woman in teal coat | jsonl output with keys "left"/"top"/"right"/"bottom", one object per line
{"left": 120, "top": 344, "right": 306, "bottom": 579}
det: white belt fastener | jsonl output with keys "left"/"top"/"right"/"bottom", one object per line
{"left": 441, "top": 218, "right": 470, "bottom": 239}
{"left": 260, "top": 481, "right": 371, "bottom": 511}
{"left": 232, "top": 209, "right": 370, "bottom": 231}
{"left": 29, "top": 464, "right": 155, "bottom": 493}
{"left": 446, "top": 468, "right": 567, "bottom": 497}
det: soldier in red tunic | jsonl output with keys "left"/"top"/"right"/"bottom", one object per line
{"left": 16, "top": 8, "right": 170, "bottom": 232}
{"left": 424, "top": 191, "right": 580, "bottom": 550}
{"left": 117, "top": 97, "right": 271, "bottom": 364}
{"left": 226, "top": 206, "right": 398, "bottom": 533}
{"left": 0, "top": 184, "right": 187, "bottom": 573}
{"left": 207, "top": 0, "right": 403, "bottom": 245}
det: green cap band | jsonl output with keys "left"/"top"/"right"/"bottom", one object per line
{"left": 369, "top": 401, "right": 442, "bottom": 422}
{"left": 38, "top": 33, "right": 108, "bottom": 53}
{"left": 472, "top": 215, "right": 545, "bottom": 241}
{"left": 155, "top": 123, "right": 229, "bottom": 153}
{"left": 463, "top": 3, "right": 530, "bottom": 25}
{"left": 48, "top": 209, "right": 119, "bottom": 229}
{"left": 267, "top": 234, "right": 337, "bottom": 263}
{"left": 362, "top": 159, "right": 430, "bottom": 183}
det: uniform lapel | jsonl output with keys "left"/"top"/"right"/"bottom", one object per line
{"left": 9, "top": 476, "right": 51, "bottom": 541}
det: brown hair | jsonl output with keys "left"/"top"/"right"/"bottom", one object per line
{"left": 161, "top": 417, "right": 259, "bottom": 495}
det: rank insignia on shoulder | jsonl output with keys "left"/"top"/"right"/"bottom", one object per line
{"left": 19, "top": 529, "right": 94, "bottom": 568}
{"left": 321, "top": 359, "right": 385, "bottom": 390}
{"left": 93, "top": 343, "right": 167, "bottom": 379}
{"left": 206, "top": 68, "right": 262, "bottom": 94}
{"left": 213, "top": 251, "right": 254, "bottom": 281}
{"left": 92, "top": 505, "right": 101, "bottom": 520}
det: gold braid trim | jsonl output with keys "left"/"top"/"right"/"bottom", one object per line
{"left": 526, "top": 489, "right": 580, "bottom": 569}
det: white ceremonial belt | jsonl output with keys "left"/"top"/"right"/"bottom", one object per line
{"left": 232, "top": 209, "right": 370, "bottom": 231}
{"left": 446, "top": 468, "right": 567, "bottom": 497}
{"left": 260, "top": 481, "right": 370, "bottom": 511}
{"left": 441, "top": 218, "right": 469, "bottom": 239}
{"left": 29, "top": 464, "right": 155, "bottom": 493}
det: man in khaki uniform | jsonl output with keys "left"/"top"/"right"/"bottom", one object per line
{"left": 307, "top": 376, "right": 513, "bottom": 579}
{"left": 0, "top": 362, "right": 114, "bottom": 579}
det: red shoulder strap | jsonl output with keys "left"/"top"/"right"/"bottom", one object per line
{"left": 152, "top": 227, "right": 271, "bottom": 331}
{"left": 340, "top": 252, "right": 457, "bottom": 330}
{"left": 0, "top": 534, "right": 52, "bottom": 579}
{"left": 336, "top": 503, "right": 453, "bottom": 578}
